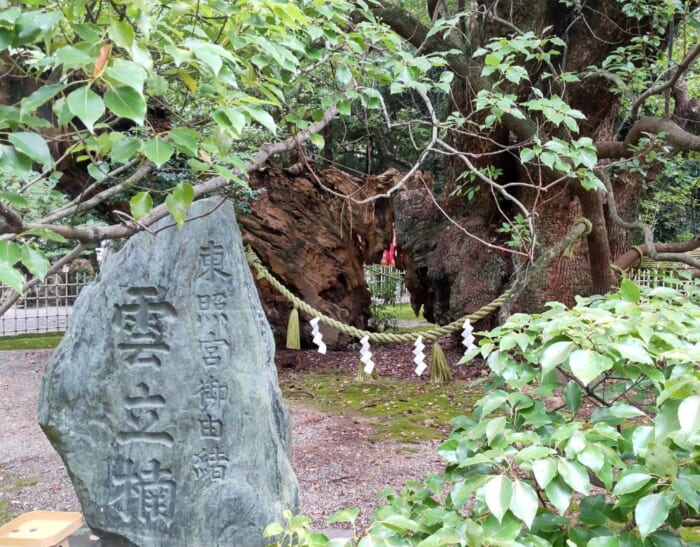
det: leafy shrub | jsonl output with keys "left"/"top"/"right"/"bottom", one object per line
{"left": 269, "top": 280, "right": 700, "bottom": 546}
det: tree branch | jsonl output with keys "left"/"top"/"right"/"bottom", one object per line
{"left": 601, "top": 172, "right": 700, "bottom": 270}
{"left": 614, "top": 235, "right": 700, "bottom": 270}
{"left": 4, "top": 103, "right": 340, "bottom": 245}
{"left": 596, "top": 116, "right": 700, "bottom": 159}
{"left": 0, "top": 243, "right": 88, "bottom": 316}
{"left": 629, "top": 42, "right": 700, "bottom": 120}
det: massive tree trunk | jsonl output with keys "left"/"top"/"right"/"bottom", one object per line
{"left": 380, "top": 0, "right": 670, "bottom": 323}
{"left": 240, "top": 166, "right": 399, "bottom": 348}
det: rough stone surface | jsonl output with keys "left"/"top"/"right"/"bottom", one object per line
{"left": 38, "top": 198, "right": 298, "bottom": 547}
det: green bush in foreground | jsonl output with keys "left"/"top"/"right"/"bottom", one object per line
{"left": 267, "top": 280, "right": 700, "bottom": 546}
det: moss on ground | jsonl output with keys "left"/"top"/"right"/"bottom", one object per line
{"left": 0, "top": 499, "right": 11, "bottom": 526}
{"left": 384, "top": 303, "right": 425, "bottom": 322}
{"left": 0, "top": 333, "right": 62, "bottom": 351}
{"left": 0, "top": 463, "right": 39, "bottom": 526}
{"left": 680, "top": 527, "right": 700, "bottom": 543}
{"left": 282, "top": 371, "right": 479, "bottom": 442}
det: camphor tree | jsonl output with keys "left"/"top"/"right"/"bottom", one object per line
{"left": 1, "top": 0, "right": 699, "bottom": 325}
{"left": 362, "top": 0, "right": 700, "bottom": 323}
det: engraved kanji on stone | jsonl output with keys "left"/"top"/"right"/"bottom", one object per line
{"left": 193, "top": 447, "right": 229, "bottom": 481}
{"left": 198, "top": 414, "right": 223, "bottom": 439}
{"left": 108, "top": 457, "right": 176, "bottom": 526}
{"left": 196, "top": 292, "right": 228, "bottom": 311}
{"left": 199, "top": 336, "right": 230, "bottom": 367}
{"left": 117, "top": 382, "right": 174, "bottom": 446}
{"left": 113, "top": 287, "right": 176, "bottom": 368}
{"left": 199, "top": 376, "right": 228, "bottom": 413}
{"left": 197, "top": 241, "right": 232, "bottom": 282}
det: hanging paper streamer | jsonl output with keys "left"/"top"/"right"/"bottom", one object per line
{"left": 413, "top": 335, "right": 427, "bottom": 376}
{"left": 359, "top": 335, "right": 375, "bottom": 374}
{"left": 309, "top": 317, "right": 326, "bottom": 354}
{"left": 462, "top": 319, "right": 475, "bottom": 352}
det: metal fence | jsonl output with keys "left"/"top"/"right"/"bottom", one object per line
{"left": 0, "top": 272, "right": 94, "bottom": 336}
{"left": 364, "top": 265, "right": 410, "bottom": 304}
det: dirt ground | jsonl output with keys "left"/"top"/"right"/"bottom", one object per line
{"left": 0, "top": 338, "right": 481, "bottom": 533}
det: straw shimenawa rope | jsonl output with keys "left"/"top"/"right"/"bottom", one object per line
{"left": 245, "top": 246, "right": 512, "bottom": 343}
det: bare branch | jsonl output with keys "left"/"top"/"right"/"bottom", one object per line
{"left": 601, "top": 171, "right": 700, "bottom": 270}
{"left": 614, "top": 235, "right": 700, "bottom": 270}
{"left": 629, "top": 42, "right": 700, "bottom": 120}
{"left": 596, "top": 116, "right": 700, "bottom": 159}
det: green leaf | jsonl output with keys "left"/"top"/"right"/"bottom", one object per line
{"left": 569, "top": 349, "right": 612, "bottom": 386}
{"left": 109, "top": 21, "right": 134, "bottom": 49}
{"left": 612, "top": 473, "right": 653, "bottom": 496}
{"left": 520, "top": 147, "right": 536, "bottom": 163}
{"left": 244, "top": 106, "right": 276, "bottom": 134}
{"left": 309, "top": 132, "right": 324, "bottom": 150}
{"left": 111, "top": 136, "right": 141, "bottom": 164}
{"left": 577, "top": 445, "right": 605, "bottom": 473}
{"left": 169, "top": 127, "right": 199, "bottom": 157}
{"left": 619, "top": 279, "right": 640, "bottom": 303}
{"left": 564, "top": 380, "right": 582, "bottom": 412}
{"left": 0, "top": 143, "right": 31, "bottom": 177}
{"left": 516, "top": 446, "right": 555, "bottom": 462}
{"left": 165, "top": 182, "right": 194, "bottom": 228}
{"left": 104, "top": 86, "right": 146, "bottom": 125}
{"left": 510, "top": 479, "right": 538, "bottom": 528}
{"left": 483, "top": 475, "right": 512, "bottom": 523}
{"left": 56, "top": 45, "right": 93, "bottom": 69}
{"left": 103, "top": 59, "right": 147, "bottom": 91}
{"left": 476, "top": 390, "right": 509, "bottom": 418}
{"left": 8, "top": 131, "right": 53, "bottom": 166}
{"left": 0, "top": 191, "right": 29, "bottom": 208}
{"left": 484, "top": 52, "right": 501, "bottom": 66}
{"left": 24, "top": 228, "right": 67, "bottom": 243}
{"left": 587, "top": 538, "right": 619, "bottom": 547}
{"left": 20, "top": 245, "right": 49, "bottom": 279}
{"left": 130, "top": 192, "right": 153, "bottom": 222}
{"left": 672, "top": 478, "right": 700, "bottom": 512}
{"left": 532, "top": 458, "right": 557, "bottom": 489}
{"left": 337, "top": 100, "right": 351, "bottom": 116}
{"left": 416, "top": 527, "right": 463, "bottom": 547}
{"left": 482, "top": 513, "right": 521, "bottom": 543}
{"left": 610, "top": 339, "right": 653, "bottom": 365}
{"left": 557, "top": 458, "right": 589, "bottom": 494}
{"left": 66, "top": 85, "right": 105, "bottom": 133}
{"left": 143, "top": 138, "right": 174, "bottom": 167}
{"left": 678, "top": 395, "right": 700, "bottom": 435}
{"left": 545, "top": 476, "right": 572, "bottom": 515}
{"left": 0, "top": 260, "right": 24, "bottom": 292}
{"left": 326, "top": 508, "right": 359, "bottom": 524}
{"left": 0, "top": 241, "right": 22, "bottom": 264}
{"left": 262, "top": 522, "right": 284, "bottom": 537}
{"left": 635, "top": 493, "right": 672, "bottom": 540}
{"left": 540, "top": 341, "right": 574, "bottom": 375}
{"left": 20, "top": 84, "right": 66, "bottom": 116}
{"left": 379, "top": 514, "right": 421, "bottom": 533}
{"left": 608, "top": 403, "right": 646, "bottom": 419}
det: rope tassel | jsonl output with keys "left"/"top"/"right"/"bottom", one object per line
{"left": 286, "top": 307, "right": 301, "bottom": 350}
{"left": 430, "top": 341, "right": 452, "bottom": 384}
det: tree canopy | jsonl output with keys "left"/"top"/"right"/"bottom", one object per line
{"left": 0, "top": 0, "right": 699, "bottom": 316}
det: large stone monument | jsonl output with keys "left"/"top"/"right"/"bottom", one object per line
{"left": 38, "top": 198, "right": 299, "bottom": 546}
